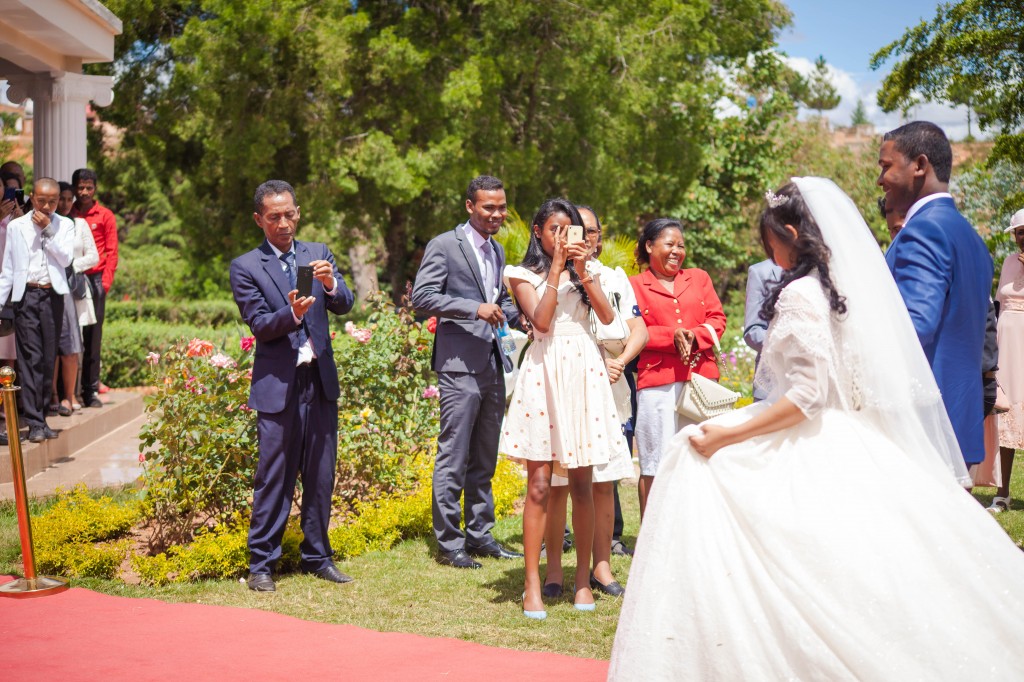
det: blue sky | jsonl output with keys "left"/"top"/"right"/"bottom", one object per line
{"left": 776, "top": 0, "right": 975, "bottom": 138}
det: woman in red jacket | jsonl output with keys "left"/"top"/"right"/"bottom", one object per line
{"left": 629, "top": 218, "right": 726, "bottom": 518}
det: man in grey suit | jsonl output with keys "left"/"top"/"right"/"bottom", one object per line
{"left": 411, "top": 175, "right": 523, "bottom": 568}
{"left": 742, "top": 258, "right": 783, "bottom": 401}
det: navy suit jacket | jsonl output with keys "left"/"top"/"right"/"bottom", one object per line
{"left": 230, "top": 240, "right": 354, "bottom": 414}
{"left": 411, "top": 224, "right": 519, "bottom": 374}
{"left": 885, "top": 197, "right": 993, "bottom": 463}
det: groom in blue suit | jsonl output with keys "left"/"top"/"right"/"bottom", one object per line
{"left": 879, "top": 122, "right": 994, "bottom": 467}
{"left": 231, "top": 180, "right": 355, "bottom": 591}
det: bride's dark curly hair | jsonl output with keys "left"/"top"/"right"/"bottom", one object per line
{"left": 759, "top": 183, "right": 847, "bottom": 322}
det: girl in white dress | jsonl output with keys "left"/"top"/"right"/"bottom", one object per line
{"left": 608, "top": 178, "right": 1024, "bottom": 680}
{"left": 500, "top": 198, "right": 629, "bottom": 618}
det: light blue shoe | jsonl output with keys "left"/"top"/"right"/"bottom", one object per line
{"left": 522, "top": 592, "right": 547, "bottom": 620}
{"left": 573, "top": 602, "right": 596, "bottom": 612}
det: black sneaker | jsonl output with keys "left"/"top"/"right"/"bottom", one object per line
{"left": 28, "top": 426, "right": 46, "bottom": 443}
{"left": 0, "top": 430, "right": 7, "bottom": 446}
{"left": 611, "top": 539, "right": 634, "bottom": 557}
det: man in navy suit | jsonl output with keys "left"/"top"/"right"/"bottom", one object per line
{"left": 412, "top": 175, "right": 522, "bottom": 569}
{"left": 231, "top": 179, "right": 355, "bottom": 591}
{"left": 880, "top": 122, "right": 994, "bottom": 468}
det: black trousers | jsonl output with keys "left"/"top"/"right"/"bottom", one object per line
{"left": 80, "top": 272, "right": 106, "bottom": 399}
{"left": 15, "top": 287, "right": 63, "bottom": 428}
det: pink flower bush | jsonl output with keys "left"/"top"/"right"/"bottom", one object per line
{"left": 186, "top": 338, "right": 215, "bottom": 357}
{"left": 422, "top": 385, "right": 440, "bottom": 399}
{"left": 345, "top": 321, "right": 372, "bottom": 344}
{"left": 146, "top": 352, "right": 161, "bottom": 365}
{"left": 240, "top": 336, "right": 255, "bottom": 352}
{"left": 209, "top": 353, "right": 237, "bottom": 369}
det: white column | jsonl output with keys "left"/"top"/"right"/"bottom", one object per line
{"left": 6, "top": 72, "right": 114, "bottom": 183}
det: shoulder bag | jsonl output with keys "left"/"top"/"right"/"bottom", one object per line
{"left": 676, "top": 322, "right": 740, "bottom": 421}
{"left": 590, "top": 290, "right": 630, "bottom": 356}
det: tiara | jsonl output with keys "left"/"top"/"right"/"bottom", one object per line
{"left": 765, "top": 189, "right": 790, "bottom": 208}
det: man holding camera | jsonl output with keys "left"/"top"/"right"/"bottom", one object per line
{"left": 0, "top": 178, "right": 73, "bottom": 443}
{"left": 230, "top": 179, "right": 355, "bottom": 592}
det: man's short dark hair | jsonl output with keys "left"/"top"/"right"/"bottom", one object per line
{"left": 466, "top": 175, "right": 504, "bottom": 203}
{"left": 58, "top": 181, "right": 73, "bottom": 194}
{"left": 254, "top": 180, "right": 297, "bottom": 214}
{"left": 71, "top": 168, "right": 99, "bottom": 187}
{"left": 882, "top": 121, "right": 953, "bottom": 183}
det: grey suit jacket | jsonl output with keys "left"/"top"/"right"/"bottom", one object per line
{"left": 743, "top": 258, "right": 783, "bottom": 401}
{"left": 411, "top": 223, "right": 520, "bottom": 374}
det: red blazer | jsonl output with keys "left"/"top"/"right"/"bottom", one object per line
{"left": 629, "top": 267, "right": 727, "bottom": 390}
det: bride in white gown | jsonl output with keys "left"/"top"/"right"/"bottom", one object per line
{"left": 608, "top": 178, "right": 1024, "bottom": 681}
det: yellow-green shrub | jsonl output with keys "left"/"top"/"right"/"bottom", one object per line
{"left": 133, "top": 521, "right": 303, "bottom": 586}
{"left": 32, "top": 485, "right": 142, "bottom": 579}
{"left": 330, "top": 457, "right": 524, "bottom": 559}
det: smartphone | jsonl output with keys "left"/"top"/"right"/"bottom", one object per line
{"left": 296, "top": 265, "right": 314, "bottom": 298}
{"left": 2, "top": 187, "right": 16, "bottom": 202}
{"left": 567, "top": 224, "right": 584, "bottom": 243}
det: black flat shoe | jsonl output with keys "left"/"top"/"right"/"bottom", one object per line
{"left": 590, "top": 572, "right": 625, "bottom": 597}
{"left": 246, "top": 573, "right": 276, "bottom": 592}
{"left": 303, "top": 564, "right": 354, "bottom": 584}
{"left": 436, "top": 549, "right": 482, "bottom": 569}
{"left": 542, "top": 582, "right": 564, "bottom": 598}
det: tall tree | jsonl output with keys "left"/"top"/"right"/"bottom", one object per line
{"left": 803, "top": 55, "right": 841, "bottom": 116}
{"left": 872, "top": 0, "right": 1024, "bottom": 207}
{"left": 89, "top": 1, "right": 793, "bottom": 297}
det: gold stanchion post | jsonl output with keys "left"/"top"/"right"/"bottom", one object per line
{"left": 0, "top": 365, "right": 69, "bottom": 598}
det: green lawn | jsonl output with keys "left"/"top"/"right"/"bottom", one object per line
{"left": 2, "top": 451, "right": 1022, "bottom": 660}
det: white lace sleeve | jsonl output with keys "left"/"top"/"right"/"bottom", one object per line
{"left": 766, "top": 278, "right": 835, "bottom": 420}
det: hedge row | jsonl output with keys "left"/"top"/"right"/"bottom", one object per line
{"left": 101, "top": 319, "right": 246, "bottom": 388}
{"left": 105, "top": 299, "right": 241, "bottom": 327}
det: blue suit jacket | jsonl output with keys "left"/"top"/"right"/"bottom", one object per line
{"left": 230, "top": 240, "right": 354, "bottom": 414}
{"left": 885, "top": 197, "right": 993, "bottom": 463}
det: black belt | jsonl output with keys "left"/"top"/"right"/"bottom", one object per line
{"left": 26, "top": 283, "right": 52, "bottom": 289}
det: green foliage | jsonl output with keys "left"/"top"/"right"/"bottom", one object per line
{"left": 951, "top": 159, "right": 1024, "bottom": 275}
{"left": 32, "top": 485, "right": 142, "bottom": 579}
{"left": 334, "top": 293, "right": 438, "bottom": 505}
{"left": 803, "top": 55, "right": 841, "bottom": 115}
{"left": 872, "top": 0, "right": 1024, "bottom": 209}
{"left": 102, "top": 319, "right": 241, "bottom": 387}
{"left": 138, "top": 337, "right": 258, "bottom": 543}
{"left": 89, "top": 0, "right": 792, "bottom": 299}
{"left": 106, "top": 298, "right": 240, "bottom": 327}
{"left": 132, "top": 521, "right": 302, "bottom": 586}
{"left": 850, "top": 100, "right": 869, "bottom": 126}
{"left": 330, "top": 457, "right": 523, "bottom": 560}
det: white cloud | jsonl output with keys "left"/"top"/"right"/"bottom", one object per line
{"left": 781, "top": 55, "right": 984, "bottom": 141}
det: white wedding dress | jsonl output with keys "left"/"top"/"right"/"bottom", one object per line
{"left": 608, "top": 179, "right": 1024, "bottom": 681}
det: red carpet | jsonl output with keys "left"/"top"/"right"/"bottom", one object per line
{"left": 0, "top": 577, "right": 608, "bottom": 681}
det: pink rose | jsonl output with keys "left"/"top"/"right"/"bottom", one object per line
{"left": 209, "top": 353, "right": 237, "bottom": 369}
{"left": 186, "top": 338, "right": 215, "bottom": 357}
{"left": 146, "top": 352, "right": 160, "bottom": 365}
{"left": 426, "top": 316, "right": 437, "bottom": 334}
{"left": 240, "top": 336, "right": 255, "bottom": 352}
{"left": 422, "top": 385, "right": 440, "bottom": 399}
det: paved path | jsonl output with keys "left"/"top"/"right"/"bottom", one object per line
{"left": 0, "top": 390, "right": 146, "bottom": 500}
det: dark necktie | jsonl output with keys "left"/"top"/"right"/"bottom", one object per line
{"left": 279, "top": 251, "right": 308, "bottom": 347}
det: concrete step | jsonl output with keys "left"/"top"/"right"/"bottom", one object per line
{"left": 0, "top": 390, "right": 146, "bottom": 499}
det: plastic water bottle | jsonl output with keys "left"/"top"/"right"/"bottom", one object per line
{"left": 497, "top": 322, "right": 516, "bottom": 356}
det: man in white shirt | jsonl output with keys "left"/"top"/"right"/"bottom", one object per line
{"left": 0, "top": 178, "right": 74, "bottom": 442}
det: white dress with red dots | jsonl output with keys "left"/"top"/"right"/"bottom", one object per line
{"left": 499, "top": 265, "right": 632, "bottom": 480}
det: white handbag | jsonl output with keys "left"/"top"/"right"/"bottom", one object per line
{"left": 676, "top": 323, "right": 740, "bottom": 421}
{"left": 590, "top": 291, "right": 630, "bottom": 356}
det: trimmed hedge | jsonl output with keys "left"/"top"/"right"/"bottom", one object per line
{"left": 105, "top": 299, "right": 241, "bottom": 327}
{"left": 102, "top": 319, "right": 246, "bottom": 387}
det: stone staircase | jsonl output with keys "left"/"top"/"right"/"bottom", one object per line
{"left": 0, "top": 390, "right": 146, "bottom": 499}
